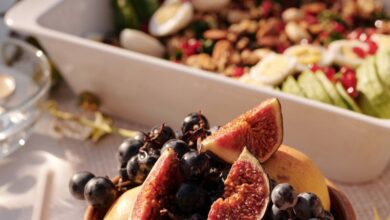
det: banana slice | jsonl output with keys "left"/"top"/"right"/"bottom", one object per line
{"left": 328, "top": 40, "right": 368, "bottom": 68}
{"left": 149, "top": 1, "right": 193, "bottom": 37}
{"left": 120, "top": 29, "right": 165, "bottom": 57}
{"left": 371, "top": 34, "right": 390, "bottom": 52}
{"left": 249, "top": 54, "right": 297, "bottom": 86}
{"left": 191, "top": 0, "right": 231, "bottom": 11}
{"left": 284, "top": 44, "right": 333, "bottom": 69}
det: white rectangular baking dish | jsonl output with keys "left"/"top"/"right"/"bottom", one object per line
{"left": 5, "top": 0, "right": 390, "bottom": 183}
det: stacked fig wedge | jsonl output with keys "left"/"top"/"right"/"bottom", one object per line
{"left": 129, "top": 98, "right": 283, "bottom": 220}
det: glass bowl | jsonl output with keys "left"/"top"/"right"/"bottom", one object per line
{"left": 0, "top": 38, "right": 51, "bottom": 158}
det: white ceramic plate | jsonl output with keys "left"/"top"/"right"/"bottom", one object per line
{"left": 5, "top": 0, "right": 390, "bottom": 183}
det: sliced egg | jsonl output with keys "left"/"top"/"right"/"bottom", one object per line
{"left": 191, "top": 0, "right": 231, "bottom": 11}
{"left": 249, "top": 54, "right": 297, "bottom": 86}
{"left": 328, "top": 40, "right": 368, "bottom": 68}
{"left": 120, "top": 29, "right": 165, "bottom": 57}
{"left": 149, "top": 1, "right": 194, "bottom": 37}
{"left": 284, "top": 44, "right": 333, "bottom": 69}
{"left": 239, "top": 74, "right": 274, "bottom": 89}
{"left": 371, "top": 34, "right": 390, "bottom": 52}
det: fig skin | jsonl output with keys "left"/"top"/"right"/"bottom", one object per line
{"left": 208, "top": 148, "right": 270, "bottom": 220}
{"left": 200, "top": 98, "right": 283, "bottom": 163}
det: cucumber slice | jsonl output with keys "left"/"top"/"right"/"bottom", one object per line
{"left": 357, "top": 56, "right": 390, "bottom": 118}
{"left": 375, "top": 50, "right": 390, "bottom": 89}
{"left": 281, "top": 75, "right": 305, "bottom": 97}
{"left": 315, "top": 71, "right": 349, "bottom": 109}
{"left": 335, "top": 82, "right": 362, "bottom": 113}
{"left": 297, "top": 71, "right": 334, "bottom": 104}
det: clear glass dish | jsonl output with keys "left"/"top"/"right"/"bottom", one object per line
{"left": 0, "top": 38, "right": 51, "bottom": 158}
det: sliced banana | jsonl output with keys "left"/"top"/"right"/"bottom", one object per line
{"left": 371, "top": 34, "right": 390, "bottom": 52}
{"left": 249, "top": 54, "right": 297, "bottom": 86}
{"left": 328, "top": 40, "right": 368, "bottom": 68}
{"left": 191, "top": 0, "right": 231, "bottom": 11}
{"left": 284, "top": 44, "right": 333, "bottom": 69}
{"left": 120, "top": 29, "right": 165, "bottom": 57}
{"left": 149, "top": 1, "right": 194, "bottom": 37}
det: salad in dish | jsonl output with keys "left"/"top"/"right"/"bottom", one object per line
{"left": 95, "top": 0, "right": 390, "bottom": 118}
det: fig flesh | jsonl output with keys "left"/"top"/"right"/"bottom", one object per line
{"left": 208, "top": 148, "right": 270, "bottom": 220}
{"left": 201, "top": 98, "right": 283, "bottom": 163}
{"left": 129, "top": 148, "right": 182, "bottom": 219}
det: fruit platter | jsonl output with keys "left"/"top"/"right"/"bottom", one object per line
{"left": 68, "top": 99, "right": 356, "bottom": 220}
{"left": 106, "top": 0, "right": 390, "bottom": 118}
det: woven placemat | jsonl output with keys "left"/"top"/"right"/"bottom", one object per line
{"left": 337, "top": 165, "right": 390, "bottom": 220}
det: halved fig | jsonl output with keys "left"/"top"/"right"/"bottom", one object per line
{"left": 208, "top": 148, "right": 270, "bottom": 220}
{"left": 129, "top": 148, "right": 182, "bottom": 219}
{"left": 200, "top": 98, "right": 283, "bottom": 163}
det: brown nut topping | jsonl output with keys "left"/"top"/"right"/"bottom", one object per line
{"left": 204, "top": 29, "right": 228, "bottom": 40}
{"left": 212, "top": 40, "right": 233, "bottom": 72}
{"left": 241, "top": 50, "right": 260, "bottom": 66}
{"left": 302, "top": 2, "right": 326, "bottom": 14}
{"left": 186, "top": 54, "right": 216, "bottom": 71}
{"left": 236, "top": 37, "right": 250, "bottom": 50}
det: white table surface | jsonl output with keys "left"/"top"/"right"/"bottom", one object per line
{"left": 0, "top": 84, "right": 388, "bottom": 220}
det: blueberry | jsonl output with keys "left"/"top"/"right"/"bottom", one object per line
{"left": 118, "top": 138, "right": 144, "bottom": 164}
{"left": 271, "top": 183, "right": 297, "bottom": 210}
{"left": 149, "top": 124, "right": 175, "bottom": 145}
{"left": 84, "top": 177, "right": 117, "bottom": 208}
{"left": 137, "top": 150, "right": 159, "bottom": 172}
{"left": 180, "top": 151, "right": 210, "bottom": 179}
{"left": 175, "top": 182, "right": 206, "bottom": 212}
{"left": 271, "top": 205, "right": 290, "bottom": 220}
{"left": 69, "top": 171, "right": 95, "bottom": 200}
{"left": 133, "top": 132, "right": 146, "bottom": 142}
{"left": 161, "top": 139, "right": 190, "bottom": 157}
{"left": 126, "top": 156, "right": 147, "bottom": 184}
{"left": 294, "top": 192, "right": 324, "bottom": 219}
{"left": 182, "top": 113, "right": 209, "bottom": 134}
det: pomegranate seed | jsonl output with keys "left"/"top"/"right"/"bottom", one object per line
{"left": 181, "top": 39, "right": 202, "bottom": 56}
{"left": 333, "top": 22, "right": 345, "bottom": 33}
{"left": 305, "top": 14, "right": 318, "bottom": 25}
{"left": 347, "top": 87, "right": 358, "bottom": 98}
{"left": 276, "top": 43, "right": 289, "bottom": 53}
{"left": 366, "top": 40, "right": 378, "bottom": 55}
{"left": 323, "top": 67, "right": 336, "bottom": 82}
{"left": 261, "top": 0, "right": 273, "bottom": 17}
{"left": 340, "top": 66, "right": 355, "bottom": 75}
{"left": 310, "top": 64, "right": 320, "bottom": 72}
{"left": 232, "top": 67, "right": 245, "bottom": 77}
{"left": 340, "top": 70, "right": 357, "bottom": 97}
{"left": 352, "top": 46, "right": 366, "bottom": 58}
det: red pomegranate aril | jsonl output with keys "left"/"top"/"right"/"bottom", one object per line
{"left": 347, "top": 29, "right": 362, "bottom": 40}
{"left": 333, "top": 22, "right": 346, "bottom": 33}
{"left": 366, "top": 41, "right": 378, "bottom": 55}
{"left": 346, "top": 87, "right": 358, "bottom": 98}
{"left": 323, "top": 67, "right": 336, "bottom": 82}
{"left": 181, "top": 39, "right": 202, "bottom": 56}
{"left": 305, "top": 14, "right": 318, "bottom": 25}
{"left": 352, "top": 46, "right": 366, "bottom": 58}
{"left": 232, "top": 67, "right": 245, "bottom": 78}
{"left": 310, "top": 64, "right": 321, "bottom": 72}
{"left": 261, "top": 0, "right": 273, "bottom": 17}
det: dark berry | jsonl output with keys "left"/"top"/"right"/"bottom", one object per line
{"left": 69, "top": 171, "right": 95, "bottom": 200}
{"left": 271, "top": 205, "right": 290, "bottom": 220}
{"left": 137, "top": 150, "right": 159, "bottom": 172}
{"left": 126, "top": 156, "right": 147, "bottom": 184}
{"left": 294, "top": 192, "right": 324, "bottom": 219}
{"left": 149, "top": 124, "right": 175, "bottom": 145}
{"left": 161, "top": 139, "right": 190, "bottom": 157}
{"left": 186, "top": 213, "right": 206, "bottom": 220}
{"left": 269, "top": 178, "right": 277, "bottom": 191}
{"left": 180, "top": 151, "right": 210, "bottom": 179}
{"left": 175, "top": 182, "right": 206, "bottom": 212}
{"left": 119, "top": 166, "right": 128, "bottom": 181}
{"left": 84, "top": 177, "right": 117, "bottom": 208}
{"left": 182, "top": 113, "right": 210, "bottom": 134}
{"left": 321, "top": 211, "right": 334, "bottom": 220}
{"left": 118, "top": 138, "right": 144, "bottom": 164}
{"left": 133, "top": 132, "right": 146, "bottom": 142}
{"left": 271, "top": 183, "right": 297, "bottom": 210}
